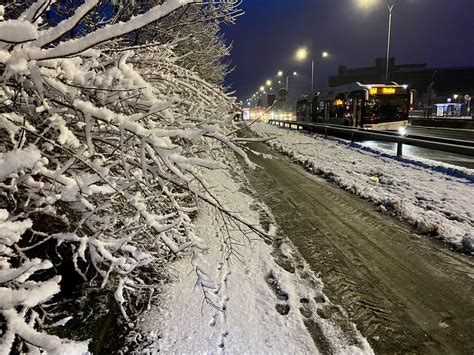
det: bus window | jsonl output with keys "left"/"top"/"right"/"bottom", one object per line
{"left": 365, "top": 95, "right": 409, "bottom": 122}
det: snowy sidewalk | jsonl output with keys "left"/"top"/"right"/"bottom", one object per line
{"left": 139, "top": 167, "right": 372, "bottom": 354}
{"left": 250, "top": 123, "right": 474, "bottom": 252}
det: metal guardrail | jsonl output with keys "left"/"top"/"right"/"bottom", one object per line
{"left": 268, "top": 120, "right": 474, "bottom": 157}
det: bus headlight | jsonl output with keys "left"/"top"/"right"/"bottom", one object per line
{"left": 398, "top": 127, "right": 407, "bottom": 136}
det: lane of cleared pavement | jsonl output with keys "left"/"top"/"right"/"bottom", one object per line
{"left": 244, "top": 140, "right": 474, "bottom": 354}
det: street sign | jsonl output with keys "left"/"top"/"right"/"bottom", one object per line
{"left": 279, "top": 88, "right": 288, "bottom": 99}
{"left": 436, "top": 106, "right": 444, "bottom": 117}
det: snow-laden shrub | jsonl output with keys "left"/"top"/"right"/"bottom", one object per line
{"left": 0, "top": 0, "right": 256, "bottom": 352}
{"left": 0, "top": 209, "right": 90, "bottom": 353}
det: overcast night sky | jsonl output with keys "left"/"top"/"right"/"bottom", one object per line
{"left": 223, "top": 0, "right": 474, "bottom": 101}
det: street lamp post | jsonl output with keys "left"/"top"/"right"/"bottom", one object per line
{"left": 385, "top": 2, "right": 395, "bottom": 83}
{"left": 357, "top": 0, "right": 398, "bottom": 83}
{"left": 313, "top": 51, "right": 329, "bottom": 94}
{"left": 285, "top": 71, "right": 298, "bottom": 91}
{"left": 295, "top": 48, "right": 329, "bottom": 95}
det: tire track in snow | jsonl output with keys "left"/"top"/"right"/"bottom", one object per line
{"left": 243, "top": 139, "right": 474, "bottom": 354}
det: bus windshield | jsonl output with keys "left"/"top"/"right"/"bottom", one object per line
{"left": 365, "top": 94, "right": 409, "bottom": 122}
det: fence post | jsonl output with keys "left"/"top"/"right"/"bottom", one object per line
{"left": 397, "top": 141, "right": 403, "bottom": 156}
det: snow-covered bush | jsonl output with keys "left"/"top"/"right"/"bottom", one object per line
{"left": 129, "top": 2, "right": 240, "bottom": 84}
{"left": 0, "top": 0, "right": 253, "bottom": 352}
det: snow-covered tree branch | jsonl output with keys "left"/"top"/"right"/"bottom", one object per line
{"left": 0, "top": 0, "right": 255, "bottom": 352}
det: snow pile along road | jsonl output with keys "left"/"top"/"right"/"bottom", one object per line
{"left": 251, "top": 123, "right": 474, "bottom": 252}
{"left": 138, "top": 167, "right": 373, "bottom": 354}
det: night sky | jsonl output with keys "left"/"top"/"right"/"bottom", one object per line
{"left": 223, "top": 0, "right": 474, "bottom": 101}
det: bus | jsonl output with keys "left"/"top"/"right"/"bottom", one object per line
{"left": 297, "top": 82, "right": 414, "bottom": 132}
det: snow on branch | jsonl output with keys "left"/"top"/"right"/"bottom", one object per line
{"left": 29, "top": 0, "right": 201, "bottom": 60}
{"left": 0, "top": 0, "right": 255, "bottom": 352}
{"left": 31, "top": 0, "right": 100, "bottom": 48}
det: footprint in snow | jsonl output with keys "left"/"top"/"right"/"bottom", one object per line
{"left": 264, "top": 271, "right": 291, "bottom": 316}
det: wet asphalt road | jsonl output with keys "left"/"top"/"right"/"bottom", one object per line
{"left": 360, "top": 126, "right": 474, "bottom": 169}
{"left": 244, "top": 141, "right": 474, "bottom": 354}
{"left": 359, "top": 141, "right": 474, "bottom": 169}
{"left": 407, "top": 126, "right": 474, "bottom": 142}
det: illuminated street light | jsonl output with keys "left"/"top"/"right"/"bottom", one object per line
{"left": 260, "top": 86, "right": 265, "bottom": 92}
{"left": 277, "top": 70, "right": 284, "bottom": 77}
{"left": 283, "top": 72, "right": 299, "bottom": 93}
{"left": 357, "top": 0, "right": 398, "bottom": 82}
{"left": 357, "top": 0, "right": 378, "bottom": 9}
{"left": 295, "top": 47, "right": 309, "bottom": 61}
{"left": 295, "top": 48, "right": 330, "bottom": 94}
{"left": 266, "top": 80, "right": 272, "bottom": 86}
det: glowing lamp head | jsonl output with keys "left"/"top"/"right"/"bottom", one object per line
{"left": 357, "top": 0, "right": 378, "bottom": 9}
{"left": 260, "top": 86, "right": 265, "bottom": 92}
{"left": 322, "top": 51, "right": 329, "bottom": 58}
{"left": 277, "top": 71, "right": 284, "bottom": 77}
{"left": 266, "top": 80, "right": 272, "bottom": 86}
{"left": 295, "top": 47, "right": 309, "bottom": 61}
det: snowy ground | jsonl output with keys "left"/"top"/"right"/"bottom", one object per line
{"left": 250, "top": 122, "right": 474, "bottom": 253}
{"left": 138, "top": 166, "right": 372, "bottom": 354}
{"left": 135, "top": 121, "right": 473, "bottom": 353}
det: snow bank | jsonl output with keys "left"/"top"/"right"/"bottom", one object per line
{"left": 251, "top": 123, "right": 474, "bottom": 252}
{"left": 138, "top": 166, "right": 373, "bottom": 354}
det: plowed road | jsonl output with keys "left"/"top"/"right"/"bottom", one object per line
{"left": 245, "top": 141, "right": 474, "bottom": 354}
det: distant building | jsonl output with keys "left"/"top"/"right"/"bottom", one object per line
{"left": 329, "top": 58, "right": 474, "bottom": 111}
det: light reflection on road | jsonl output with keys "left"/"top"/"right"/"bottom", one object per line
{"left": 360, "top": 141, "right": 474, "bottom": 169}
